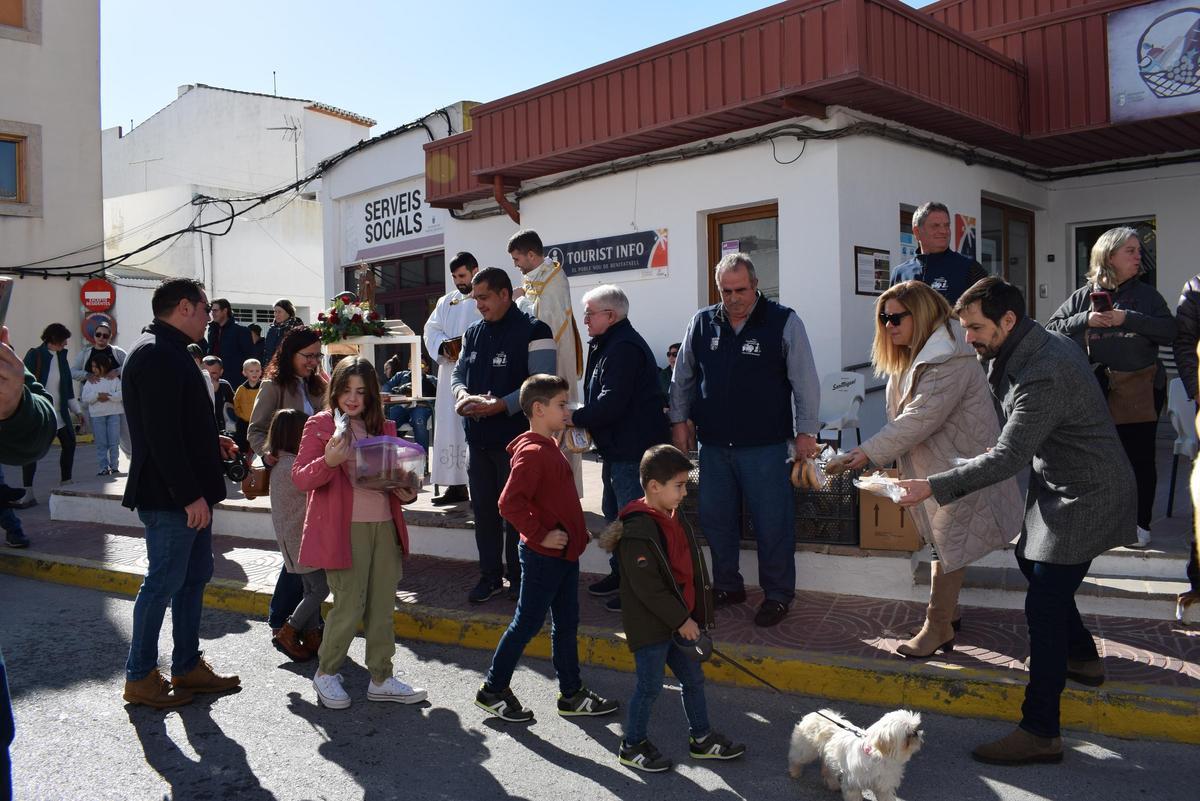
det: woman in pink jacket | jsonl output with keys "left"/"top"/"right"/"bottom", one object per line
{"left": 293, "top": 356, "right": 427, "bottom": 710}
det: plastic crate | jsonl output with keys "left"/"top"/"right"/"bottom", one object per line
{"left": 678, "top": 457, "right": 859, "bottom": 547}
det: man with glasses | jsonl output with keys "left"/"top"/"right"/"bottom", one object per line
{"left": 120, "top": 278, "right": 241, "bottom": 708}
{"left": 657, "top": 342, "right": 681, "bottom": 399}
{"left": 569, "top": 286, "right": 669, "bottom": 611}
{"left": 72, "top": 322, "right": 130, "bottom": 458}
{"left": 205, "top": 298, "right": 255, "bottom": 386}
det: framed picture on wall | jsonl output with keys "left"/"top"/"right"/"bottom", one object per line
{"left": 854, "top": 246, "right": 892, "bottom": 296}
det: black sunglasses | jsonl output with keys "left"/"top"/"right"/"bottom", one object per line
{"left": 879, "top": 310, "right": 912, "bottom": 327}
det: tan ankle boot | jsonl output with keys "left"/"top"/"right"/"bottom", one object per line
{"left": 897, "top": 561, "right": 965, "bottom": 658}
{"left": 272, "top": 623, "right": 314, "bottom": 662}
{"left": 123, "top": 668, "right": 193, "bottom": 708}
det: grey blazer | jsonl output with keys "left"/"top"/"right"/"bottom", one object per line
{"left": 928, "top": 324, "right": 1135, "bottom": 564}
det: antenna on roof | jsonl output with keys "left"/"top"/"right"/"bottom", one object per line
{"left": 267, "top": 115, "right": 303, "bottom": 182}
{"left": 272, "top": 70, "right": 277, "bottom": 96}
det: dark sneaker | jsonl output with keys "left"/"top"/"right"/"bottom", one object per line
{"left": 557, "top": 687, "right": 618, "bottom": 717}
{"left": 468, "top": 578, "right": 504, "bottom": 604}
{"left": 604, "top": 596, "right": 622, "bottom": 613}
{"left": 713, "top": 588, "right": 747, "bottom": 608}
{"left": 5, "top": 531, "right": 30, "bottom": 549}
{"left": 753, "top": 600, "right": 789, "bottom": 627}
{"left": 475, "top": 685, "right": 534, "bottom": 722}
{"left": 619, "top": 739, "right": 673, "bottom": 773}
{"left": 506, "top": 581, "right": 521, "bottom": 602}
{"left": 689, "top": 731, "right": 746, "bottom": 760}
{"left": 587, "top": 573, "right": 620, "bottom": 597}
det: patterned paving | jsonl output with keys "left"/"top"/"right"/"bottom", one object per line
{"left": 10, "top": 517, "right": 1198, "bottom": 691}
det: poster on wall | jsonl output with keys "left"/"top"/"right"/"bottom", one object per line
{"left": 546, "top": 229, "right": 669, "bottom": 278}
{"left": 899, "top": 232, "right": 917, "bottom": 261}
{"left": 1109, "top": 0, "right": 1200, "bottom": 123}
{"left": 955, "top": 214, "right": 977, "bottom": 260}
{"left": 855, "top": 246, "right": 892, "bottom": 296}
{"left": 341, "top": 178, "right": 446, "bottom": 264}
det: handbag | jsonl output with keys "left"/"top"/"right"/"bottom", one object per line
{"left": 242, "top": 461, "right": 271, "bottom": 499}
{"left": 1105, "top": 364, "right": 1157, "bottom": 425}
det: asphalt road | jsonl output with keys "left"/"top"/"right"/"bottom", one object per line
{"left": 3, "top": 575, "right": 1197, "bottom": 801}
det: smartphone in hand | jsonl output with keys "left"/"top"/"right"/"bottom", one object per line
{"left": 1090, "top": 291, "right": 1114, "bottom": 312}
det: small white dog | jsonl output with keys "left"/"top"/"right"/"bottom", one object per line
{"left": 787, "top": 708, "right": 923, "bottom": 801}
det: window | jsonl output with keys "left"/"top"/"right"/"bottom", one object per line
{"left": 981, "top": 199, "right": 1036, "bottom": 315}
{"left": 0, "top": 136, "right": 23, "bottom": 203}
{"left": 230, "top": 306, "right": 279, "bottom": 325}
{"left": 0, "top": 0, "right": 21, "bottom": 28}
{"left": 0, "top": 0, "right": 40, "bottom": 44}
{"left": 1073, "top": 219, "right": 1156, "bottom": 289}
{"left": 344, "top": 251, "right": 445, "bottom": 364}
{"left": 706, "top": 203, "right": 779, "bottom": 302}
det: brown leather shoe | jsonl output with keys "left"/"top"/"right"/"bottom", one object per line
{"left": 301, "top": 627, "right": 323, "bottom": 654}
{"left": 171, "top": 658, "right": 241, "bottom": 694}
{"left": 124, "top": 668, "right": 193, "bottom": 709}
{"left": 971, "top": 727, "right": 1063, "bottom": 765}
{"left": 272, "top": 623, "right": 315, "bottom": 662}
{"left": 1066, "top": 658, "right": 1105, "bottom": 687}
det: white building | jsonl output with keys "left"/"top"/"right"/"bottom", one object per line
{"left": 0, "top": 0, "right": 103, "bottom": 354}
{"left": 101, "top": 84, "right": 375, "bottom": 343}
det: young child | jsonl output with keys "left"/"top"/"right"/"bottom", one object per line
{"left": 292, "top": 356, "right": 427, "bottom": 709}
{"left": 601, "top": 444, "right": 745, "bottom": 773}
{"left": 202, "top": 355, "right": 236, "bottom": 435}
{"left": 474, "top": 374, "right": 618, "bottom": 723}
{"left": 233, "top": 358, "right": 263, "bottom": 455}
{"left": 79, "top": 351, "right": 124, "bottom": 476}
{"left": 187, "top": 344, "right": 215, "bottom": 407}
{"left": 264, "top": 408, "right": 326, "bottom": 661}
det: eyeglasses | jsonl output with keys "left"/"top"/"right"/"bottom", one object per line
{"left": 667, "top": 350, "right": 679, "bottom": 358}
{"left": 582, "top": 309, "right": 613, "bottom": 320}
{"left": 94, "top": 332, "right": 110, "bottom": 339}
{"left": 298, "top": 350, "right": 322, "bottom": 361}
{"left": 879, "top": 310, "right": 912, "bottom": 327}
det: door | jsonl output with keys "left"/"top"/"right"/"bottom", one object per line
{"left": 344, "top": 250, "right": 445, "bottom": 372}
{"left": 981, "top": 200, "right": 1036, "bottom": 316}
{"left": 706, "top": 203, "right": 779, "bottom": 303}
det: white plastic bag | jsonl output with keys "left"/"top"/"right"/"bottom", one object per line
{"left": 854, "top": 471, "right": 905, "bottom": 503}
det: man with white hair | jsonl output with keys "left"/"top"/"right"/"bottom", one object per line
{"left": 669, "top": 253, "right": 820, "bottom": 628}
{"left": 568, "top": 285, "right": 669, "bottom": 610}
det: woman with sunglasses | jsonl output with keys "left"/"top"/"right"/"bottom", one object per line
{"left": 72, "top": 323, "right": 131, "bottom": 460}
{"left": 829, "top": 281, "right": 1021, "bottom": 657}
{"left": 248, "top": 326, "right": 328, "bottom": 661}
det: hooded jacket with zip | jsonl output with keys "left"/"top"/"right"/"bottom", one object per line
{"left": 499, "top": 430, "right": 589, "bottom": 561}
{"left": 601, "top": 500, "right": 714, "bottom": 652}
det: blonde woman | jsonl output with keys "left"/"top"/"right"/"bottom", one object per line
{"left": 831, "top": 281, "right": 1022, "bottom": 657}
{"left": 1046, "top": 227, "right": 1175, "bottom": 549}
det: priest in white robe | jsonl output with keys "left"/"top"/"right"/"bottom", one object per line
{"left": 422, "top": 252, "right": 481, "bottom": 505}
{"left": 508, "top": 229, "right": 585, "bottom": 495}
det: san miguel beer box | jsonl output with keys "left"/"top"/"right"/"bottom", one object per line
{"left": 859, "top": 469, "right": 922, "bottom": 551}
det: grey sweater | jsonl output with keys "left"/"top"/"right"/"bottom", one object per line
{"left": 268, "top": 452, "right": 315, "bottom": 574}
{"left": 1045, "top": 278, "right": 1176, "bottom": 379}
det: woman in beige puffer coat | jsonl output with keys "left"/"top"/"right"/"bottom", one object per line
{"left": 833, "top": 281, "right": 1022, "bottom": 657}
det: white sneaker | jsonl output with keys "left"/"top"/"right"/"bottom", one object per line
{"left": 313, "top": 672, "right": 351, "bottom": 709}
{"left": 367, "top": 676, "right": 427, "bottom": 704}
{"left": 1128, "top": 527, "right": 1152, "bottom": 549}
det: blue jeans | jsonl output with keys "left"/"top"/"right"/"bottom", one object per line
{"left": 387, "top": 404, "right": 432, "bottom": 453}
{"left": 1017, "top": 554, "right": 1097, "bottom": 738}
{"left": 1, "top": 650, "right": 12, "bottom": 801}
{"left": 624, "top": 639, "right": 710, "bottom": 745}
{"left": 125, "top": 510, "right": 214, "bottom": 681}
{"left": 0, "top": 467, "right": 22, "bottom": 538}
{"left": 601, "top": 459, "right": 643, "bottom": 576}
{"left": 267, "top": 568, "right": 305, "bottom": 630}
{"left": 94, "top": 414, "right": 121, "bottom": 471}
{"left": 484, "top": 544, "right": 581, "bottom": 696}
{"left": 698, "top": 441, "right": 795, "bottom": 604}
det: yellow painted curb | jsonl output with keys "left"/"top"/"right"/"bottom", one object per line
{"left": 3, "top": 550, "right": 1196, "bottom": 744}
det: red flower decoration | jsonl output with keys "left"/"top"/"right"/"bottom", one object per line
{"left": 368, "top": 311, "right": 380, "bottom": 321}
{"left": 317, "top": 312, "right": 326, "bottom": 321}
{"left": 351, "top": 314, "right": 363, "bottom": 324}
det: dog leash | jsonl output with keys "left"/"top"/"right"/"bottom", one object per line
{"left": 708, "top": 645, "right": 868, "bottom": 738}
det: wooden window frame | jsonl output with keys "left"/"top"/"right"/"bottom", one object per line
{"left": 0, "top": 0, "right": 41, "bottom": 45}
{"left": 0, "top": 120, "right": 40, "bottom": 217}
{"left": 981, "top": 199, "right": 1036, "bottom": 317}
{"left": 705, "top": 202, "right": 779, "bottom": 304}
{"left": 0, "top": 134, "right": 25, "bottom": 205}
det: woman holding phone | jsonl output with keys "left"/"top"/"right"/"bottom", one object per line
{"left": 1046, "top": 227, "right": 1176, "bottom": 548}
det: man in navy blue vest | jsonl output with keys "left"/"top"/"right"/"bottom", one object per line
{"left": 890, "top": 201, "right": 989, "bottom": 305}
{"left": 452, "top": 267, "right": 556, "bottom": 605}
{"left": 569, "top": 284, "right": 669, "bottom": 610}
{"left": 669, "top": 253, "right": 820, "bottom": 628}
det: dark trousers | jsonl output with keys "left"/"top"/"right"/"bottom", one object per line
{"left": 468, "top": 446, "right": 520, "bottom": 585}
{"left": 484, "top": 544, "right": 581, "bottom": 696}
{"left": 1113, "top": 387, "right": 1165, "bottom": 530}
{"left": 267, "top": 568, "right": 306, "bottom": 630}
{"left": 1017, "top": 553, "right": 1097, "bottom": 738}
{"left": 22, "top": 424, "right": 75, "bottom": 486}
{"left": 1, "top": 653, "right": 12, "bottom": 801}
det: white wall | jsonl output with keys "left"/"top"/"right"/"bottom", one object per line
{"left": 0, "top": 1, "right": 103, "bottom": 353}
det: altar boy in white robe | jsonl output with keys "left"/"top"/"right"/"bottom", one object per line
{"left": 508, "top": 229, "right": 585, "bottom": 496}
{"left": 423, "top": 252, "right": 481, "bottom": 505}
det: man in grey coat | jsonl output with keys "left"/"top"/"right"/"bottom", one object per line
{"left": 898, "top": 277, "right": 1134, "bottom": 766}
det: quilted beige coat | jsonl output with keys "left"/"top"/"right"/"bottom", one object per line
{"left": 859, "top": 324, "right": 1022, "bottom": 571}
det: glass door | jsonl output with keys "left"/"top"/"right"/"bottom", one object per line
{"left": 706, "top": 203, "right": 779, "bottom": 303}
{"left": 981, "top": 200, "right": 1036, "bottom": 315}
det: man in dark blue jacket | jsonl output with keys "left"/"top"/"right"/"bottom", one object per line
{"left": 121, "top": 278, "right": 241, "bottom": 709}
{"left": 670, "top": 253, "right": 820, "bottom": 628}
{"left": 569, "top": 285, "right": 668, "bottom": 610}
{"left": 452, "top": 267, "right": 556, "bottom": 605}
{"left": 890, "top": 201, "right": 989, "bottom": 305}
{"left": 205, "top": 298, "right": 254, "bottom": 385}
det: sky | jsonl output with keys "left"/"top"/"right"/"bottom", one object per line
{"left": 101, "top": 0, "right": 927, "bottom": 135}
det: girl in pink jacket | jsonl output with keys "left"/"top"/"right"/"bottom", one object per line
{"left": 292, "top": 356, "right": 426, "bottom": 710}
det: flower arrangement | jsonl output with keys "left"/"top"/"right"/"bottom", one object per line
{"left": 313, "top": 296, "right": 386, "bottom": 344}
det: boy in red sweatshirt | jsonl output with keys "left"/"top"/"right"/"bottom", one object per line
{"left": 601, "top": 444, "right": 746, "bottom": 773}
{"left": 474, "top": 374, "right": 619, "bottom": 723}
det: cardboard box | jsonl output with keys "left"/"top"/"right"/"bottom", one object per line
{"left": 859, "top": 469, "right": 923, "bottom": 551}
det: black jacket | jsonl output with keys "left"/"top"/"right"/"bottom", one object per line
{"left": 122, "top": 319, "right": 227, "bottom": 511}
{"left": 1175, "top": 274, "right": 1200, "bottom": 399}
{"left": 205, "top": 318, "right": 254, "bottom": 385}
{"left": 571, "top": 318, "right": 668, "bottom": 462}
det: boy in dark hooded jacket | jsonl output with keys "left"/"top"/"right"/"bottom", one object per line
{"left": 601, "top": 444, "right": 745, "bottom": 773}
